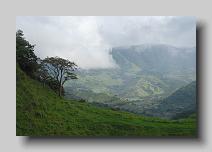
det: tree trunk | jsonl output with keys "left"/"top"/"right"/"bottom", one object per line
{"left": 59, "top": 85, "right": 62, "bottom": 97}
{"left": 59, "top": 69, "right": 63, "bottom": 97}
{"left": 43, "top": 82, "right": 45, "bottom": 88}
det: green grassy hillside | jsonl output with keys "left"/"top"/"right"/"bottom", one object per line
{"left": 16, "top": 66, "right": 197, "bottom": 136}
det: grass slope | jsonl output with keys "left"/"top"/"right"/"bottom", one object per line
{"left": 16, "top": 66, "right": 197, "bottom": 136}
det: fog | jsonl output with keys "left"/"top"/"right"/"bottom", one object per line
{"left": 16, "top": 16, "right": 196, "bottom": 69}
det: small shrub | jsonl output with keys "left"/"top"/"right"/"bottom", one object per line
{"left": 78, "top": 99, "right": 86, "bottom": 103}
{"left": 34, "top": 111, "right": 46, "bottom": 118}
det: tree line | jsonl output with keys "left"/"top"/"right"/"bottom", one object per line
{"left": 16, "top": 30, "right": 78, "bottom": 97}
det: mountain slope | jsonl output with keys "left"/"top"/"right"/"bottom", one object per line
{"left": 65, "top": 44, "right": 196, "bottom": 100}
{"left": 65, "top": 44, "right": 196, "bottom": 118}
{"left": 112, "top": 44, "right": 196, "bottom": 75}
{"left": 16, "top": 66, "right": 196, "bottom": 136}
{"left": 145, "top": 81, "right": 196, "bottom": 119}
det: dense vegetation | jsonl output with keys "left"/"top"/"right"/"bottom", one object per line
{"left": 16, "top": 66, "right": 197, "bottom": 136}
{"left": 16, "top": 30, "right": 38, "bottom": 77}
{"left": 16, "top": 30, "right": 78, "bottom": 97}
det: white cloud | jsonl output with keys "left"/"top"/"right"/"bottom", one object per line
{"left": 16, "top": 16, "right": 196, "bottom": 69}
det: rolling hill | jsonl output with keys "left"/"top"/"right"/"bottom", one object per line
{"left": 16, "top": 65, "right": 196, "bottom": 136}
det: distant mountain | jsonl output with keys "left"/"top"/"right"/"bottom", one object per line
{"left": 64, "top": 44, "right": 196, "bottom": 119}
{"left": 65, "top": 44, "right": 196, "bottom": 98}
{"left": 111, "top": 44, "right": 196, "bottom": 75}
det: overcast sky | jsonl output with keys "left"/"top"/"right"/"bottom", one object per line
{"left": 16, "top": 16, "right": 196, "bottom": 69}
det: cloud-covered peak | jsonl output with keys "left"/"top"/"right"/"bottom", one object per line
{"left": 16, "top": 16, "right": 196, "bottom": 69}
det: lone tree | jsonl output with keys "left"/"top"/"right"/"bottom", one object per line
{"left": 42, "top": 57, "right": 78, "bottom": 97}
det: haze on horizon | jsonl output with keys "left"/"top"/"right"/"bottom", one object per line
{"left": 16, "top": 16, "right": 196, "bottom": 69}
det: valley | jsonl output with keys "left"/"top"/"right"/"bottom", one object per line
{"left": 64, "top": 44, "right": 196, "bottom": 119}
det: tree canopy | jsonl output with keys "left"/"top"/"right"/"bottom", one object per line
{"left": 42, "top": 56, "right": 78, "bottom": 96}
{"left": 16, "top": 30, "right": 38, "bottom": 76}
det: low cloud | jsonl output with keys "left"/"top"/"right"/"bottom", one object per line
{"left": 16, "top": 16, "right": 196, "bottom": 69}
